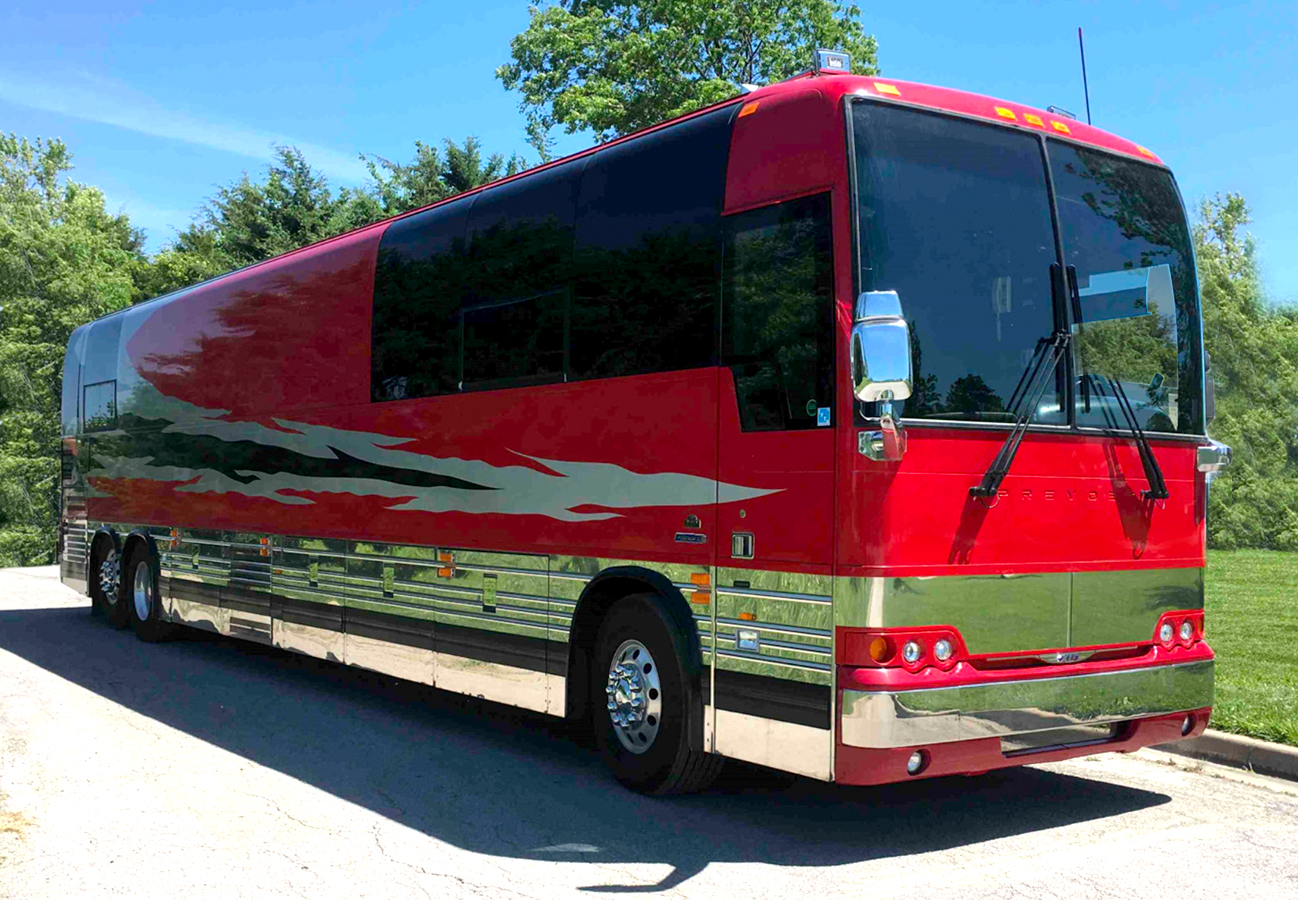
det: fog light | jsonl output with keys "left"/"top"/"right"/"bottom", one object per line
{"left": 902, "top": 641, "right": 922, "bottom": 664}
{"left": 1159, "top": 622, "right": 1174, "bottom": 643}
{"left": 1179, "top": 620, "right": 1193, "bottom": 641}
{"left": 1181, "top": 714, "right": 1195, "bottom": 736}
{"left": 907, "top": 750, "right": 927, "bottom": 775}
{"left": 934, "top": 639, "right": 953, "bottom": 662}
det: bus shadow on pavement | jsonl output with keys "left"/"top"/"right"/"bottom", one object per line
{"left": 0, "top": 605, "right": 1172, "bottom": 893}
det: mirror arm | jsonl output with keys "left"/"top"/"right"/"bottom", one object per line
{"left": 859, "top": 391, "right": 908, "bottom": 462}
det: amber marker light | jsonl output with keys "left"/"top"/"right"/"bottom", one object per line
{"left": 1024, "top": 113, "right": 1044, "bottom": 127}
{"left": 738, "top": 101, "right": 761, "bottom": 118}
{"left": 1051, "top": 120, "right": 1071, "bottom": 133}
{"left": 738, "top": 611, "right": 757, "bottom": 621}
{"left": 867, "top": 636, "right": 891, "bottom": 663}
{"left": 995, "top": 106, "right": 1016, "bottom": 120}
{"left": 690, "top": 591, "right": 711, "bottom": 605}
{"left": 873, "top": 82, "right": 901, "bottom": 96}
{"left": 690, "top": 572, "right": 711, "bottom": 587}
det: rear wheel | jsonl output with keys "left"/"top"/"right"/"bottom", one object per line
{"left": 126, "top": 547, "right": 173, "bottom": 643}
{"left": 90, "top": 541, "right": 128, "bottom": 629}
{"left": 591, "top": 594, "right": 722, "bottom": 795}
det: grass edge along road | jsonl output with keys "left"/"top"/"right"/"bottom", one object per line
{"left": 1206, "top": 549, "right": 1298, "bottom": 746}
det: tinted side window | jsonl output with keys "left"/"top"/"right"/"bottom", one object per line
{"left": 570, "top": 106, "right": 734, "bottom": 379}
{"left": 461, "top": 162, "right": 581, "bottom": 389}
{"left": 83, "top": 380, "right": 117, "bottom": 432}
{"left": 371, "top": 200, "right": 472, "bottom": 401}
{"left": 723, "top": 193, "right": 834, "bottom": 431}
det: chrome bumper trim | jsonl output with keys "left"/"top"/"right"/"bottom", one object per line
{"left": 841, "top": 659, "right": 1214, "bottom": 749}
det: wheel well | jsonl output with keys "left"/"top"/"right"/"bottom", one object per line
{"left": 121, "top": 532, "right": 156, "bottom": 571}
{"left": 565, "top": 567, "right": 705, "bottom": 743}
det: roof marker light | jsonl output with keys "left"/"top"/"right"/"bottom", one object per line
{"left": 995, "top": 106, "right": 1017, "bottom": 120}
{"left": 815, "top": 48, "right": 852, "bottom": 73}
{"left": 873, "top": 82, "right": 901, "bottom": 96}
{"left": 1137, "top": 145, "right": 1156, "bottom": 158}
{"left": 1051, "top": 120, "right": 1072, "bottom": 134}
{"left": 738, "top": 101, "right": 761, "bottom": 118}
{"left": 1024, "top": 113, "right": 1044, "bottom": 127}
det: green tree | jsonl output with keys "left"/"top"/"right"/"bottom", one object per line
{"left": 364, "top": 137, "right": 526, "bottom": 217}
{"left": 498, "top": 0, "right": 879, "bottom": 142}
{"left": 192, "top": 145, "right": 374, "bottom": 270}
{"left": 1196, "top": 194, "right": 1298, "bottom": 550}
{"left": 0, "top": 135, "right": 143, "bottom": 565}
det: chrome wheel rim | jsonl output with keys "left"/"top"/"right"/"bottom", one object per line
{"left": 132, "top": 561, "right": 152, "bottom": 622}
{"left": 98, "top": 551, "right": 120, "bottom": 606}
{"left": 605, "top": 639, "right": 662, "bottom": 754}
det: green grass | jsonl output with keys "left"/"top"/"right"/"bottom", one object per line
{"left": 1205, "top": 550, "right": 1298, "bottom": 745}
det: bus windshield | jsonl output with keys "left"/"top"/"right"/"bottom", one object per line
{"left": 851, "top": 99, "right": 1203, "bottom": 434}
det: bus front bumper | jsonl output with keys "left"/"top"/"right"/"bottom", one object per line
{"left": 835, "top": 650, "right": 1214, "bottom": 785}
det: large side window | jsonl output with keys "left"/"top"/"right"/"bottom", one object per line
{"left": 723, "top": 193, "right": 835, "bottom": 431}
{"left": 569, "top": 106, "right": 733, "bottom": 379}
{"left": 461, "top": 161, "right": 581, "bottom": 389}
{"left": 371, "top": 200, "right": 472, "bottom": 401}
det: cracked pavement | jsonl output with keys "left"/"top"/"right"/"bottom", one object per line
{"left": 2, "top": 565, "right": 1296, "bottom": 900}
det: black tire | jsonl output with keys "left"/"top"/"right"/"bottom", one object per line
{"left": 125, "top": 545, "right": 173, "bottom": 643}
{"left": 89, "top": 538, "right": 129, "bottom": 629}
{"left": 591, "top": 593, "right": 723, "bottom": 795}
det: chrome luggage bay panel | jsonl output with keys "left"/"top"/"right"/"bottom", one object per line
{"left": 835, "top": 567, "right": 1204, "bottom": 654}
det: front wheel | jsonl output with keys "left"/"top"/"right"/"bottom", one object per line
{"left": 591, "top": 594, "right": 722, "bottom": 794}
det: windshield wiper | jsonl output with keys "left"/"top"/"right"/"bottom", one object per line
{"left": 969, "top": 327, "right": 1070, "bottom": 498}
{"left": 1066, "top": 262, "right": 1169, "bottom": 501}
{"left": 1099, "top": 376, "right": 1170, "bottom": 501}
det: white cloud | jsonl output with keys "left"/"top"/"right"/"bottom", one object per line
{"left": 0, "top": 70, "right": 369, "bottom": 183}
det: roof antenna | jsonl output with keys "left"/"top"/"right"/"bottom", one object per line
{"left": 1078, "top": 27, "right": 1092, "bottom": 125}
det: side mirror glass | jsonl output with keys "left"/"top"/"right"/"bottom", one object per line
{"left": 851, "top": 291, "right": 913, "bottom": 402}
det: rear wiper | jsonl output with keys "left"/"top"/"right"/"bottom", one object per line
{"left": 1102, "top": 376, "right": 1170, "bottom": 501}
{"left": 969, "top": 328, "right": 1070, "bottom": 498}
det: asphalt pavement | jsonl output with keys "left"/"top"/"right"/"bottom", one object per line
{"left": 2, "top": 565, "right": 1295, "bottom": 900}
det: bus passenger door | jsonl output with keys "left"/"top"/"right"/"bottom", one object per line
{"left": 711, "top": 192, "right": 837, "bottom": 779}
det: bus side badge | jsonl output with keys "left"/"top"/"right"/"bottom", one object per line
{"left": 674, "top": 532, "right": 706, "bottom": 544}
{"left": 482, "top": 573, "right": 497, "bottom": 613}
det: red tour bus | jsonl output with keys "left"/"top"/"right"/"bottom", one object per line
{"left": 59, "top": 55, "right": 1232, "bottom": 794}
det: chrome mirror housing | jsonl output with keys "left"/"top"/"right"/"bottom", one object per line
{"left": 852, "top": 291, "right": 913, "bottom": 462}
{"left": 851, "top": 291, "right": 913, "bottom": 402}
{"left": 1196, "top": 439, "right": 1231, "bottom": 475}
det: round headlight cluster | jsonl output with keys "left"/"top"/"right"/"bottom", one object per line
{"left": 1159, "top": 622, "right": 1175, "bottom": 643}
{"left": 902, "top": 640, "right": 922, "bottom": 664}
{"left": 934, "top": 639, "right": 954, "bottom": 662}
{"left": 1179, "top": 620, "right": 1194, "bottom": 641}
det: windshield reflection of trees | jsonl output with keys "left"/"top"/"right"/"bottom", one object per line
{"left": 1054, "top": 145, "right": 1201, "bottom": 433}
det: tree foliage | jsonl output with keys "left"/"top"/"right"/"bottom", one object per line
{"left": 0, "top": 134, "right": 143, "bottom": 564}
{"left": 498, "top": 0, "right": 879, "bottom": 142}
{"left": 1196, "top": 194, "right": 1298, "bottom": 550}
{"left": 363, "top": 137, "right": 526, "bottom": 218}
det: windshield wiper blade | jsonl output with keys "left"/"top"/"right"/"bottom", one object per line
{"left": 1107, "top": 377, "right": 1170, "bottom": 501}
{"left": 970, "top": 328, "right": 1070, "bottom": 498}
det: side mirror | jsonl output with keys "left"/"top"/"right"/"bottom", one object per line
{"left": 852, "top": 291, "right": 913, "bottom": 462}
{"left": 851, "top": 291, "right": 913, "bottom": 402}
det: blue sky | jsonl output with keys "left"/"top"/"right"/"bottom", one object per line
{"left": 2, "top": 1, "right": 1295, "bottom": 301}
